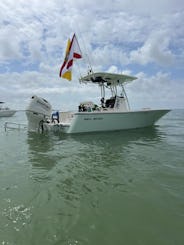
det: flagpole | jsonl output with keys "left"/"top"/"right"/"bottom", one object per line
{"left": 75, "top": 31, "right": 94, "bottom": 75}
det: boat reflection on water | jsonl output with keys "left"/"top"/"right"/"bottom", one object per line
{"left": 27, "top": 132, "right": 61, "bottom": 182}
{"left": 49, "top": 125, "right": 164, "bottom": 161}
{"left": 26, "top": 125, "right": 165, "bottom": 194}
{"left": 27, "top": 125, "right": 164, "bottom": 177}
{"left": 67, "top": 126, "right": 163, "bottom": 146}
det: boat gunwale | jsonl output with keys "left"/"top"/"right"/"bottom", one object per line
{"left": 74, "top": 109, "right": 171, "bottom": 116}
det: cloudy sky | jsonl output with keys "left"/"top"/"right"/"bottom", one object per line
{"left": 0, "top": 0, "right": 184, "bottom": 110}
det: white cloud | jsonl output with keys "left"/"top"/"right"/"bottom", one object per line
{"left": 0, "top": 25, "right": 22, "bottom": 61}
{"left": 126, "top": 72, "right": 184, "bottom": 109}
{"left": 130, "top": 31, "right": 174, "bottom": 66}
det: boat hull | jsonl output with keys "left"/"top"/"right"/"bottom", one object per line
{"left": 43, "top": 109, "right": 170, "bottom": 134}
{"left": 0, "top": 110, "right": 16, "bottom": 117}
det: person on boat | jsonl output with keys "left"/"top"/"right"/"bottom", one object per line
{"left": 79, "top": 104, "right": 86, "bottom": 112}
{"left": 78, "top": 104, "right": 82, "bottom": 112}
{"left": 101, "top": 97, "right": 105, "bottom": 108}
{"left": 92, "top": 104, "right": 99, "bottom": 111}
{"left": 51, "top": 111, "right": 59, "bottom": 123}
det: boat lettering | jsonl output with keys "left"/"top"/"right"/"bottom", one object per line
{"left": 83, "top": 117, "right": 103, "bottom": 121}
{"left": 84, "top": 118, "right": 92, "bottom": 120}
{"left": 93, "top": 117, "right": 103, "bottom": 120}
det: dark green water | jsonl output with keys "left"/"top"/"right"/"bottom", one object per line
{"left": 0, "top": 110, "right": 184, "bottom": 245}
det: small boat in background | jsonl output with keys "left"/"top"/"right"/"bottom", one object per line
{"left": 0, "top": 102, "right": 16, "bottom": 117}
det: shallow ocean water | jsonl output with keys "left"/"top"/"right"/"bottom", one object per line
{"left": 0, "top": 110, "right": 184, "bottom": 245}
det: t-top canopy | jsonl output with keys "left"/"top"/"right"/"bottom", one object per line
{"left": 80, "top": 72, "right": 137, "bottom": 85}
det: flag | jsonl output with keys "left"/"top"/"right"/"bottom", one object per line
{"left": 59, "top": 33, "right": 82, "bottom": 81}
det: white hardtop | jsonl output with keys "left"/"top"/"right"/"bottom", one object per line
{"left": 80, "top": 72, "right": 137, "bottom": 85}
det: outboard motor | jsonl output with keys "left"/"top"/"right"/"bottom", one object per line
{"left": 26, "top": 95, "right": 52, "bottom": 132}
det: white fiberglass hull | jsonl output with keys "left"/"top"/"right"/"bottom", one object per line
{"left": 43, "top": 109, "right": 170, "bottom": 134}
{"left": 0, "top": 110, "right": 16, "bottom": 117}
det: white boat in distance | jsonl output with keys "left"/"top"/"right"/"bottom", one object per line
{"left": 0, "top": 102, "right": 16, "bottom": 117}
{"left": 26, "top": 72, "right": 170, "bottom": 134}
{"left": 26, "top": 33, "right": 170, "bottom": 133}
